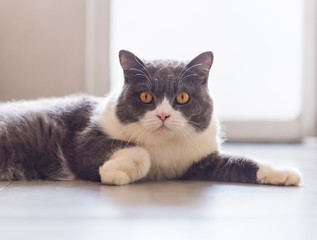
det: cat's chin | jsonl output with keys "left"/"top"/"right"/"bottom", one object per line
{"left": 152, "top": 126, "right": 185, "bottom": 139}
{"left": 142, "top": 125, "right": 178, "bottom": 139}
{"left": 156, "top": 126, "right": 174, "bottom": 134}
{"left": 157, "top": 125, "right": 172, "bottom": 131}
{"left": 142, "top": 122, "right": 177, "bottom": 133}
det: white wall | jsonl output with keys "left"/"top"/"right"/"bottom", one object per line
{"left": 110, "top": 0, "right": 304, "bottom": 122}
{"left": 0, "top": 0, "right": 86, "bottom": 101}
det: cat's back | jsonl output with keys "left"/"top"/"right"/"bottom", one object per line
{"left": 0, "top": 94, "right": 104, "bottom": 131}
{"left": 0, "top": 94, "right": 102, "bottom": 180}
{"left": 0, "top": 94, "right": 100, "bottom": 121}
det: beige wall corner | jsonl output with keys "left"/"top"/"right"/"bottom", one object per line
{"left": 0, "top": 0, "right": 86, "bottom": 101}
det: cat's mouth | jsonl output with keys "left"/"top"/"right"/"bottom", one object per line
{"left": 158, "top": 124, "right": 171, "bottom": 131}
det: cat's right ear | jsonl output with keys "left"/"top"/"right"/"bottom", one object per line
{"left": 119, "top": 50, "right": 145, "bottom": 71}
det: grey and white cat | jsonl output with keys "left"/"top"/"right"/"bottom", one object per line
{"left": 0, "top": 50, "right": 302, "bottom": 186}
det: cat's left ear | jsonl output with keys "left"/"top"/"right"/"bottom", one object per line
{"left": 119, "top": 50, "right": 145, "bottom": 70}
{"left": 185, "top": 51, "right": 214, "bottom": 84}
{"left": 186, "top": 51, "right": 214, "bottom": 71}
{"left": 119, "top": 50, "right": 147, "bottom": 84}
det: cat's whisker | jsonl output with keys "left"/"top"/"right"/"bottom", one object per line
{"left": 182, "top": 130, "right": 195, "bottom": 150}
{"left": 129, "top": 68, "right": 151, "bottom": 81}
{"left": 134, "top": 74, "right": 152, "bottom": 87}
{"left": 187, "top": 120, "right": 205, "bottom": 132}
{"left": 168, "top": 120, "right": 185, "bottom": 128}
{"left": 188, "top": 126, "right": 205, "bottom": 152}
{"left": 182, "top": 126, "right": 193, "bottom": 140}
{"left": 134, "top": 56, "right": 153, "bottom": 81}
{"left": 129, "top": 68, "right": 153, "bottom": 87}
{"left": 129, "top": 68, "right": 146, "bottom": 74}
{"left": 142, "top": 123, "right": 159, "bottom": 131}
{"left": 176, "top": 65, "right": 187, "bottom": 83}
{"left": 119, "top": 128, "right": 131, "bottom": 141}
{"left": 135, "top": 128, "right": 148, "bottom": 145}
{"left": 128, "top": 124, "right": 144, "bottom": 138}
{"left": 177, "top": 63, "right": 203, "bottom": 83}
{"left": 142, "top": 118, "right": 160, "bottom": 127}
{"left": 182, "top": 127, "right": 204, "bottom": 154}
{"left": 119, "top": 124, "right": 144, "bottom": 147}
{"left": 134, "top": 73, "right": 149, "bottom": 79}
{"left": 179, "top": 73, "right": 199, "bottom": 83}
{"left": 180, "top": 130, "right": 191, "bottom": 146}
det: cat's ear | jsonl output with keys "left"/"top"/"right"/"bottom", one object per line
{"left": 184, "top": 52, "right": 214, "bottom": 85}
{"left": 186, "top": 51, "right": 214, "bottom": 71}
{"left": 119, "top": 50, "right": 145, "bottom": 71}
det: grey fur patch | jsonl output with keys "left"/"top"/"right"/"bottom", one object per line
{"left": 181, "top": 152, "right": 259, "bottom": 184}
{"left": 0, "top": 95, "right": 94, "bottom": 180}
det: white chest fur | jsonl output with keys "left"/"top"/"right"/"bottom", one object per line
{"left": 97, "top": 95, "right": 220, "bottom": 180}
{"left": 141, "top": 121, "right": 219, "bottom": 179}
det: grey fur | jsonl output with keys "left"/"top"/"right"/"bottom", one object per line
{"left": 181, "top": 152, "right": 259, "bottom": 184}
{"left": 0, "top": 50, "right": 259, "bottom": 184}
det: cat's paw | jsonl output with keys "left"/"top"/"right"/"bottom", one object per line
{"left": 99, "top": 147, "right": 151, "bottom": 186}
{"left": 99, "top": 167, "right": 131, "bottom": 185}
{"left": 256, "top": 163, "right": 302, "bottom": 186}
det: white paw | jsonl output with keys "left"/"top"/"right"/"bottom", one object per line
{"left": 257, "top": 163, "right": 302, "bottom": 186}
{"left": 99, "top": 147, "right": 151, "bottom": 186}
{"left": 99, "top": 167, "right": 131, "bottom": 186}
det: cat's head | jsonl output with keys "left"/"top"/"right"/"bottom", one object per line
{"left": 116, "top": 50, "right": 214, "bottom": 139}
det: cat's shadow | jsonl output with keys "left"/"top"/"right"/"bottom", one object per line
{"left": 97, "top": 180, "right": 272, "bottom": 207}
{"left": 98, "top": 180, "right": 218, "bottom": 207}
{"left": 99, "top": 181, "right": 203, "bottom": 206}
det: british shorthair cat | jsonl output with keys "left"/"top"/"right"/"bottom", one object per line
{"left": 0, "top": 50, "right": 302, "bottom": 186}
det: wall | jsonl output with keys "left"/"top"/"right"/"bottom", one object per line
{"left": 0, "top": 0, "right": 86, "bottom": 101}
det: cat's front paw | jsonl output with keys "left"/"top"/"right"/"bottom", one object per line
{"left": 99, "top": 147, "right": 151, "bottom": 186}
{"left": 256, "top": 163, "right": 302, "bottom": 186}
{"left": 99, "top": 168, "right": 131, "bottom": 185}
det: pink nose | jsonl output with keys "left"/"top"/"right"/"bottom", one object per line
{"left": 157, "top": 113, "right": 170, "bottom": 122}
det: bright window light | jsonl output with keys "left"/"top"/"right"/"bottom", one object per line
{"left": 110, "top": 0, "right": 303, "bottom": 121}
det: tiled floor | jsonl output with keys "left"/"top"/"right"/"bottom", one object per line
{"left": 0, "top": 143, "right": 316, "bottom": 240}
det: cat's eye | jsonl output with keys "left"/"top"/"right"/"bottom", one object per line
{"left": 176, "top": 92, "right": 190, "bottom": 104}
{"left": 139, "top": 91, "right": 153, "bottom": 104}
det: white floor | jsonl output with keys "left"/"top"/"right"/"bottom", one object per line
{"left": 0, "top": 143, "right": 316, "bottom": 240}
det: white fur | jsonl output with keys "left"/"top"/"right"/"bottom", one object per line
{"left": 97, "top": 94, "right": 220, "bottom": 181}
{"left": 99, "top": 146, "right": 151, "bottom": 185}
{"left": 256, "top": 162, "right": 302, "bottom": 186}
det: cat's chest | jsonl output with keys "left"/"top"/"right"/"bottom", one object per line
{"left": 97, "top": 97, "right": 220, "bottom": 179}
{"left": 142, "top": 132, "right": 218, "bottom": 180}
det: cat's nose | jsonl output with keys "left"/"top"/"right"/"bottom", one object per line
{"left": 157, "top": 113, "right": 170, "bottom": 122}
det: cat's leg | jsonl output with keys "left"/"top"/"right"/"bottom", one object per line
{"left": 99, "top": 146, "right": 151, "bottom": 185}
{"left": 181, "top": 152, "right": 302, "bottom": 186}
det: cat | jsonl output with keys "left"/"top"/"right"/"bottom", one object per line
{"left": 0, "top": 50, "right": 302, "bottom": 186}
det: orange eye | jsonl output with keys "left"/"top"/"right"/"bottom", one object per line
{"left": 139, "top": 91, "right": 153, "bottom": 104}
{"left": 176, "top": 92, "right": 190, "bottom": 104}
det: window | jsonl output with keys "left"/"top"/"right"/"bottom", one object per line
{"left": 107, "top": 0, "right": 316, "bottom": 141}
